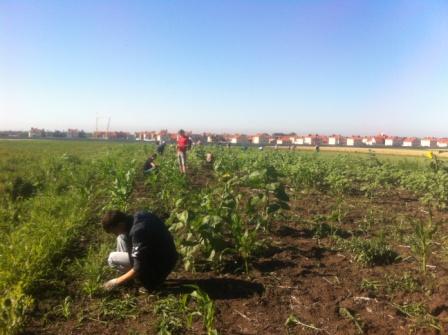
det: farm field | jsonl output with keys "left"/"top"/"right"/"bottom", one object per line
{"left": 276, "top": 145, "right": 448, "bottom": 160}
{"left": 2, "top": 140, "right": 448, "bottom": 335}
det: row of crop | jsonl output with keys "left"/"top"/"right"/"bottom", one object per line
{"left": 141, "top": 146, "right": 289, "bottom": 274}
{"left": 0, "top": 145, "right": 142, "bottom": 334}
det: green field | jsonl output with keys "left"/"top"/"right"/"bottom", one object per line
{"left": 1, "top": 140, "right": 448, "bottom": 334}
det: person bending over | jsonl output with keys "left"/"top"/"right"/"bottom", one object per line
{"left": 156, "top": 141, "right": 166, "bottom": 155}
{"left": 143, "top": 154, "right": 157, "bottom": 173}
{"left": 102, "top": 210, "right": 178, "bottom": 291}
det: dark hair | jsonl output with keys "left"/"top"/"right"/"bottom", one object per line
{"left": 101, "top": 210, "right": 128, "bottom": 233}
{"left": 178, "top": 129, "right": 185, "bottom": 135}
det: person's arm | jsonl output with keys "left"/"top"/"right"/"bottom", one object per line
{"left": 104, "top": 268, "right": 137, "bottom": 290}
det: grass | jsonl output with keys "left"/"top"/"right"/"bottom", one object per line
{"left": 391, "top": 302, "right": 440, "bottom": 331}
{"left": 154, "top": 287, "right": 218, "bottom": 335}
{"left": 333, "top": 235, "right": 399, "bottom": 266}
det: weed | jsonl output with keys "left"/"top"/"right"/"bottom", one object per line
{"left": 409, "top": 214, "right": 438, "bottom": 273}
{"left": 339, "top": 307, "right": 363, "bottom": 334}
{"left": 98, "top": 294, "right": 138, "bottom": 320}
{"left": 154, "top": 287, "right": 218, "bottom": 335}
{"left": 392, "top": 302, "right": 440, "bottom": 331}
{"left": 334, "top": 235, "right": 398, "bottom": 266}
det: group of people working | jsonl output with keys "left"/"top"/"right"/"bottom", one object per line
{"left": 102, "top": 129, "right": 213, "bottom": 292}
{"left": 143, "top": 129, "right": 192, "bottom": 174}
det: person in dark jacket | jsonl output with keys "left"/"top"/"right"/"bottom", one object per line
{"left": 143, "top": 154, "right": 157, "bottom": 173}
{"left": 102, "top": 210, "right": 178, "bottom": 291}
{"left": 156, "top": 141, "right": 166, "bottom": 155}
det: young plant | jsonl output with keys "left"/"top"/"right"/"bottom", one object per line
{"left": 334, "top": 235, "right": 398, "bottom": 267}
{"left": 339, "top": 307, "right": 363, "bottom": 334}
{"left": 409, "top": 213, "right": 438, "bottom": 274}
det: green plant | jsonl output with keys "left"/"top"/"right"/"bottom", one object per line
{"left": 98, "top": 294, "right": 138, "bottom": 320}
{"left": 409, "top": 214, "right": 438, "bottom": 273}
{"left": 284, "top": 314, "right": 322, "bottom": 334}
{"left": 154, "top": 294, "right": 189, "bottom": 335}
{"left": 360, "top": 278, "right": 381, "bottom": 293}
{"left": 189, "top": 287, "right": 218, "bottom": 335}
{"left": 54, "top": 296, "right": 72, "bottom": 320}
{"left": 76, "top": 243, "right": 114, "bottom": 298}
{"left": 154, "top": 287, "right": 218, "bottom": 335}
{"left": 385, "top": 272, "right": 420, "bottom": 293}
{"left": 334, "top": 235, "right": 398, "bottom": 266}
{"left": 391, "top": 302, "right": 440, "bottom": 331}
{"left": 339, "top": 307, "right": 363, "bottom": 334}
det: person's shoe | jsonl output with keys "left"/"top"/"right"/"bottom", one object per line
{"left": 138, "top": 286, "right": 149, "bottom": 295}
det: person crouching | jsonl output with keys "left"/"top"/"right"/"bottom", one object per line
{"left": 143, "top": 154, "right": 157, "bottom": 173}
{"left": 101, "top": 210, "right": 178, "bottom": 291}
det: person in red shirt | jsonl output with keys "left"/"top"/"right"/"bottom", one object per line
{"left": 177, "top": 129, "right": 188, "bottom": 174}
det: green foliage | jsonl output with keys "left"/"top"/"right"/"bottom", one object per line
{"left": 76, "top": 243, "right": 114, "bottom": 298}
{"left": 409, "top": 214, "right": 438, "bottom": 273}
{"left": 98, "top": 294, "right": 138, "bottom": 320}
{"left": 392, "top": 302, "right": 440, "bottom": 331}
{"left": 154, "top": 287, "right": 218, "bottom": 335}
{"left": 0, "top": 141, "right": 142, "bottom": 334}
{"left": 334, "top": 235, "right": 398, "bottom": 266}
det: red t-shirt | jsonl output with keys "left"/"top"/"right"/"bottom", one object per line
{"left": 177, "top": 135, "right": 188, "bottom": 152}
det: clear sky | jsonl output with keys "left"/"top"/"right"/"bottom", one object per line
{"left": 1, "top": 0, "right": 447, "bottom": 136}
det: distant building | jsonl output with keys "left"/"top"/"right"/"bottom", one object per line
{"left": 206, "top": 134, "right": 226, "bottom": 143}
{"left": 135, "top": 131, "right": 156, "bottom": 141}
{"left": 156, "top": 130, "right": 170, "bottom": 143}
{"left": 304, "top": 135, "right": 322, "bottom": 146}
{"left": 346, "top": 136, "right": 363, "bottom": 146}
{"left": 230, "top": 134, "right": 249, "bottom": 144}
{"left": 328, "top": 135, "right": 344, "bottom": 145}
{"left": 385, "top": 137, "right": 403, "bottom": 147}
{"left": 363, "top": 135, "right": 385, "bottom": 146}
{"left": 421, "top": 137, "right": 437, "bottom": 148}
{"left": 189, "top": 133, "right": 205, "bottom": 144}
{"left": 251, "top": 133, "right": 270, "bottom": 145}
{"left": 67, "top": 128, "right": 79, "bottom": 138}
{"left": 403, "top": 137, "right": 419, "bottom": 147}
{"left": 28, "top": 128, "right": 45, "bottom": 138}
{"left": 437, "top": 139, "right": 448, "bottom": 148}
{"left": 291, "top": 136, "right": 304, "bottom": 145}
{"left": 276, "top": 136, "right": 291, "bottom": 145}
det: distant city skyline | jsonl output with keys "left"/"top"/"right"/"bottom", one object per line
{"left": 1, "top": 1, "right": 447, "bottom": 137}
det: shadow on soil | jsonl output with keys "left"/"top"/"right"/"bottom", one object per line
{"left": 161, "top": 278, "right": 265, "bottom": 300}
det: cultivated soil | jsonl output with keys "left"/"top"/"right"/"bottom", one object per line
{"left": 23, "top": 168, "right": 448, "bottom": 335}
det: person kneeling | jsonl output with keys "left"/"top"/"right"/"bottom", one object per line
{"left": 101, "top": 210, "right": 178, "bottom": 291}
{"left": 143, "top": 154, "right": 157, "bottom": 173}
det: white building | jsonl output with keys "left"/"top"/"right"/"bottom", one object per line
{"left": 276, "top": 136, "right": 291, "bottom": 145}
{"left": 28, "top": 128, "right": 45, "bottom": 138}
{"left": 421, "top": 138, "right": 436, "bottom": 148}
{"left": 328, "top": 135, "right": 344, "bottom": 145}
{"left": 251, "top": 134, "right": 270, "bottom": 145}
{"left": 346, "top": 137, "right": 363, "bottom": 146}
{"left": 385, "top": 137, "right": 403, "bottom": 147}
{"left": 230, "top": 135, "right": 249, "bottom": 145}
{"left": 304, "top": 135, "right": 321, "bottom": 146}
{"left": 437, "top": 139, "right": 448, "bottom": 148}
{"left": 403, "top": 138, "right": 419, "bottom": 147}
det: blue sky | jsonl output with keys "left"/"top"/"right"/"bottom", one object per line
{"left": 1, "top": 0, "right": 447, "bottom": 136}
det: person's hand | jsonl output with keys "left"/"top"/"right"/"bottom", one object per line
{"left": 103, "top": 278, "right": 118, "bottom": 291}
